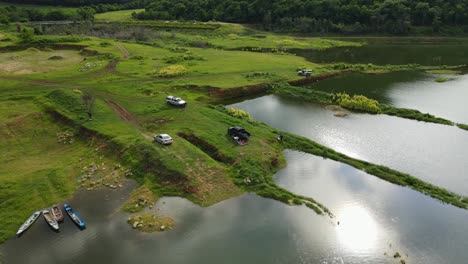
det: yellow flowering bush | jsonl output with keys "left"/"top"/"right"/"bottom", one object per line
{"left": 157, "top": 65, "right": 188, "bottom": 78}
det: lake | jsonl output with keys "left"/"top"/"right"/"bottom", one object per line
{"left": 292, "top": 38, "right": 468, "bottom": 66}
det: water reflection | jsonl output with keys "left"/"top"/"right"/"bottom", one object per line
{"left": 336, "top": 204, "right": 378, "bottom": 253}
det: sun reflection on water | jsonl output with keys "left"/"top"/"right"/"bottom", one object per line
{"left": 335, "top": 204, "right": 379, "bottom": 252}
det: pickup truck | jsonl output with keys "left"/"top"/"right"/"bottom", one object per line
{"left": 166, "top": 96, "right": 187, "bottom": 107}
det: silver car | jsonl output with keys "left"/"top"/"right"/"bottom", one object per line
{"left": 154, "top": 134, "right": 173, "bottom": 145}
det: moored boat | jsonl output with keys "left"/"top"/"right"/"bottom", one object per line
{"left": 51, "top": 205, "right": 64, "bottom": 222}
{"left": 16, "top": 211, "right": 41, "bottom": 236}
{"left": 43, "top": 209, "right": 59, "bottom": 231}
{"left": 64, "top": 204, "right": 86, "bottom": 229}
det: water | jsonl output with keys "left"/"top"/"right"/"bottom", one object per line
{"left": 3, "top": 154, "right": 467, "bottom": 264}
{"left": 292, "top": 39, "right": 468, "bottom": 66}
{"left": 304, "top": 71, "right": 468, "bottom": 124}
{"left": 230, "top": 94, "right": 468, "bottom": 195}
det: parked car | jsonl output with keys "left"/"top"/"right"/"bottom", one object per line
{"left": 154, "top": 134, "right": 173, "bottom": 145}
{"left": 166, "top": 96, "right": 187, "bottom": 107}
{"left": 297, "top": 69, "right": 313, "bottom": 76}
{"left": 227, "top": 126, "right": 251, "bottom": 145}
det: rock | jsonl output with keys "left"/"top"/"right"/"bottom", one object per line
{"left": 394, "top": 252, "right": 401, "bottom": 258}
{"left": 400, "top": 260, "right": 406, "bottom": 264}
{"left": 160, "top": 225, "right": 166, "bottom": 231}
{"left": 133, "top": 222, "right": 139, "bottom": 229}
{"left": 149, "top": 223, "right": 155, "bottom": 227}
{"left": 149, "top": 205, "right": 153, "bottom": 209}
{"left": 137, "top": 223, "right": 143, "bottom": 228}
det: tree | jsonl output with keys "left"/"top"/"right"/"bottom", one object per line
{"left": 18, "top": 27, "right": 34, "bottom": 43}
{"left": 78, "top": 7, "right": 96, "bottom": 22}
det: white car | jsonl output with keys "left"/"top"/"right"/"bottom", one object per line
{"left": 154, "top": 134, "right": 173, "bottom": 145}
{"left": 297, "top": 69, "right": 313, "bottom": 76}
{"left": 166, "top": 96, "right": 187, "bottom": 107}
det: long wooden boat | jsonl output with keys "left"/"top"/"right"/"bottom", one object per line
{"left": 51, "top": 205, "right": 64, "bottom": 222}
{"left": 42, "top": 209, "right": 59, "bottom": 231}
{"left": 16, "top": 211, "right": 41, "bottom": 236}
{"left": 64, "top": 204, "right": 86, "bottom": 229}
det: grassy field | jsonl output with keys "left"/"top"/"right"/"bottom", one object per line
{"left": 95, "top": 9, "right": 144, "bottom": 22}
{"left": 0, "top": 99, "right": 125, "bottom": 242}
{"left": 0, "top": 20, "right": 467, "bottom": 242}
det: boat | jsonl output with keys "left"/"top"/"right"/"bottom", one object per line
{"left": 51, "top": 205, "right": 64, "bottom": 222}
{"left": 43, "top": 209, "right": 59, "bottom": 231}
{"left": 64, "top": 204, "right": 86, "bottom": 229}
{"left": 16, "top": 211, "right": 41, "bottom": 236}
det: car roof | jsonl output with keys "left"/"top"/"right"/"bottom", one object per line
{"left": 158, "top": 133, "right": 171, "bottom": 137}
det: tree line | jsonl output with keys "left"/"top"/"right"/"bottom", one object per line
{"left": 133, "top": 0, "right": 468, "bottom": 34}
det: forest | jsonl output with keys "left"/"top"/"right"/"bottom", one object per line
{"left": 133, "top": 0, "right": 468, "bottom": 34}
{"left": 1, "top": 0, "right": 468, "bottom": 34}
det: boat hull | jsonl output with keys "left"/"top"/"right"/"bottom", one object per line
{"left": 16, "top": 211, "right": 41, "bottom": 236}
{"left": 64, "top": 204, "right": 86, "bottom": 229}
{"left": 43, "top": 210, "right": 59, "bottom": 231}
{"left": 52, "top": 205, "right": 64, "bottom": 222}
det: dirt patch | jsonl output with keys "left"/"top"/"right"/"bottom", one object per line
{"left": 116, "top": 43, "right": 130, "bottom": 58}
{"left": 105, "top": 99, "right": 141, "bottom": 125}
{"left": 209, "top": 83, "right": 269, "bottom": 99}
{"left": 180, "top": 157, "right": 241, "bottom": 206}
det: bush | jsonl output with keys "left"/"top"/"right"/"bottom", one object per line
{"left": 156, "top": 65, "right": 188, "bottom": 78}
{"left": 332, "top": 93, "right": 381, "bottom": 114}
{"left": 227, "top": 108, "right": 252, "bottom": 119}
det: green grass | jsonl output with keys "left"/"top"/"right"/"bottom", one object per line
{"left": 435, "top": 77, "right": 451, "bottom": 82}
{"left": 95, "top": 9, "right": 144, "bottom": 22}
{"left": 427, "top": 69, "right": 462, "bottom": 75}
{"left": 457, "top": 123, "right": 468, "bottom": 131}
{"left": 1, "top": 26, "right": 467, "bottom": 243}
{"left": 0, "top": 100, "right": 120, "bottom": 242}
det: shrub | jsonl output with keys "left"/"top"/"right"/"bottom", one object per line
{"left": 332, "top": 93, "right": 381, "bottom": 114}
{"left": 156, "top": 65, "right": 188, "bottom": 78}
{"left": 227, "top": 108, "right": 252, "bottom": 120}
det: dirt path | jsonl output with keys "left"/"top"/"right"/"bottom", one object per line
{"left": 116, "top": 43, "right": 130, "bottom": 58}
{"left": 0, "top": 76, "right": 82, "bottom": 89}
{"left": 105, "top": 99, "right": 140, "bottom": 125}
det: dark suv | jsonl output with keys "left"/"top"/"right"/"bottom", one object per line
{"left": 227, "top": 126, "right": 251, "bottom": 145}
